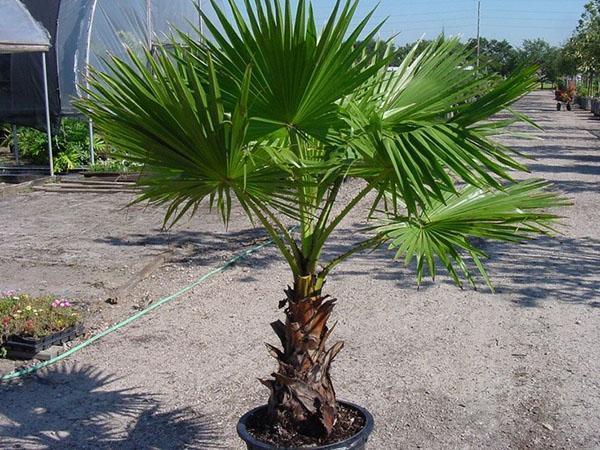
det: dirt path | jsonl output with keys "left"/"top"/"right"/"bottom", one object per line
{"left": 1, "top": 91, "right": 599, "bottom": 449}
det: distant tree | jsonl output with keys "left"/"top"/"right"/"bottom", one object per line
{"left": 571, "top": 0, "right": 600, "bottom": 90}
{"left": 555, "top": 40, "right": 581, "bottom": 77}
{"left": 355, "top": 38, "right": 432, "bottom": 67}
{"left": 466, "top": 37, "right": 519, "bottom": 77}
{"left": 549, "top": 0, "right": 600, "bottom": 93}
{"left": 577, "top": 0, "right": 600, "bottom": 64}
{"left": 393, "top": 40, "right": 432, "bottom": 66}
{"left": 519, "top": 39, "right": 560, "bottom": 86}
{"left": 357, "top": 38, "right": 393, "bottom": 62}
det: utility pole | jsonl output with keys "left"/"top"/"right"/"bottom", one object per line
{"left": 146, "top": 0, "right": 153, "bottom": 51}
{"left": 197, "top": 0, "right": 203, "bottom": 36}
{"left": 476, "top": 0, "right": 481, "bottom": 69}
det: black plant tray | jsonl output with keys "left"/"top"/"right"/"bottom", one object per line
{"left": 3, "top": 324, "right": 83, "bottom": 359}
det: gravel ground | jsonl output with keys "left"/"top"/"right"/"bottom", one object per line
{"left": 0, "top": 91, "right": 599, "bottom": 449}
{"left": 0, "top": 184, "right": 268, "bottom": 374}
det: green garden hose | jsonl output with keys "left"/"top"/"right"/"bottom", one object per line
{"left": 0, "top": 237, "right": 276, "bottom": 382}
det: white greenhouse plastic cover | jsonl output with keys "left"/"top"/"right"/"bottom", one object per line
{"left": 0, "top": 0, "right": 51, "bottom": 53}
{"left": 1, "top": 0, "right": 221, "bottom": 127}
{"left": 0, "top": 0, "right": 219, "bottom": 173}
{"left": 56, "top": 0, "right": 211, "bottom": 114}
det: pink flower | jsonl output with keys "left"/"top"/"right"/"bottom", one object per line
{"left": 1, "top": 289, "right": 16, "bottom": 298}
{"left": 51, "top": 298, "right": 72, "bottom": 308}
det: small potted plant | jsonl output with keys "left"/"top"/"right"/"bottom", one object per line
{"left": 1, "top": 291, "right": 82, "bottom": 359}
{"left": 78, "top": 0, "right": 566, "bottom": 447}
{"left": 554, "top": 81, "right": 575, "bottom": 111}
{"left": 592, "top": 95, "right": 600, "bottom": 116}
{"left": 582, "top": 90, "right": 593, "bottom": 110}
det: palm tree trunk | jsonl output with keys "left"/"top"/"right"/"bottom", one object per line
{"left": 260, "top": 275, "right": 344, "bottom": 437}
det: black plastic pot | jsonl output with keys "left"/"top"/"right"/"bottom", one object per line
{"left": 237, "top": 401, "right": 374, "bottom": 450}
{"left": 3, "top": 324, "right": 83, "bottom": 359}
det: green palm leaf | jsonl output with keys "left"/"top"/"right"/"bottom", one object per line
{"left": 78, "top": 49, "right": 296, "bottom": 227}
{"left": 343, "top": 38, "right": 538, "bottom": 215}
{"left": 377, "top": 180, "right": 569, "bottom": 290}
{"left": 179, "top": 0, "right": 389, "bottom": 141}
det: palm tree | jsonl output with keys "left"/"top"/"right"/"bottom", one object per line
{"left": 78, "top": 0, "right": 566, "bottom": 441}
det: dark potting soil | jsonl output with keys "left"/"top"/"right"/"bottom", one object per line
{"left": 246, "top": 403, "right": 365, "bottom": 448}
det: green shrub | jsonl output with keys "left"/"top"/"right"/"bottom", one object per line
{"left": 577, "top": 86, "right": 600, "bottom": 97}
{"left": 0, "top": 119, "right": 111, "bottom": 172}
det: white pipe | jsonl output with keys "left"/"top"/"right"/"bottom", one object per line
{"left": 42, "top": 52, "right": 54, "bottom": 177}
{"left": 198, "top": 0, "right": 203, "bottom": 36}
{"left": 146, "top": 0, "right": 153, "bottom": 50}
{"left": 88, "top": 119, "right": 95, "bottom": 165}
{"left": 86, "top": 0, "right": 99, "bottom": 165}
{"left": 476, "top": 0, "right": 481, "bottom": 69}
{"left": 11, "top": 124, "right": 19, "bottom": 165}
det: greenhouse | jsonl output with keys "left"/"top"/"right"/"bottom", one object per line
{"left": 0, "top": 0, "right": 54, "bottom": 173}
{"left": 0, "top": 0, "right": 213, "bottom": 173}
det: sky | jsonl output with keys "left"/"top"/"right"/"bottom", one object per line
{"left": 293, "top": 0, "right": 590, "bottom": 48}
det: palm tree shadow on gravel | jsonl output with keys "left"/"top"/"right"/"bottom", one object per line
{"left": 95, "top": 228, "right": 279, "bottom": 269}
{"left": 464, "top": 236, "right": 600, "bottom": 307}
{"left": 325, "top": 230, "right": 600, "bottom": 309}
{"left": 0, "top": 364, "right": 223, "bottom": 449}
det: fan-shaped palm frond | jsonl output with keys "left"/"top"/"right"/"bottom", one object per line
{"left": 377, "top": 180, "right": 568, "bottom": 290}
{"left": 179, "top": 0, "right": 389, "bottom": 141}
{"left": 79, "top": 49, "right": 296, "bottom": 224}
{"left": 343, "top": 38, "right": 539, "bottom": 215}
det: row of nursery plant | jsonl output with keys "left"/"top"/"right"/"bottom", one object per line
{"left": 575, "top": 94, "right": 600, "bottom": 117}
{"left": 576, "top": 85, "right": 600, "bottom": 98}
{"left": 0, "top": 119, "right": 105, "bottom": 172}
{"left": 0, "top": 120, "right": 139, "bottom": 174}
